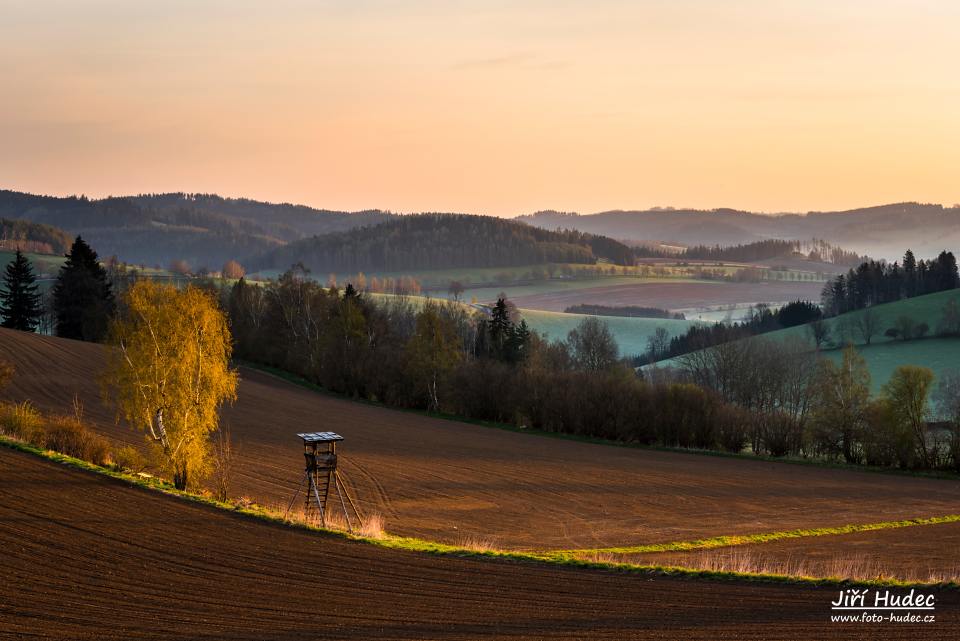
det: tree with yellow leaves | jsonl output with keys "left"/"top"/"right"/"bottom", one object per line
{"left": 103, "top": 280, "right": 237, "bottom": 490}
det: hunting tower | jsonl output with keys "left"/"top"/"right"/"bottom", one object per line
{"left": 286, "top": 432, "right": 363, "bottom": 530}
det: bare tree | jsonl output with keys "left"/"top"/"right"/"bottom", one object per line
{"left": 448, "top": 280, "right": 465, "bottom": 302}
{"left": 211, "top": 425, "right": 237, "bottom": 503}
{"left": 646, "top": 326, "right": 670, "bottom": 360}
{"left": 168, "top": 259, "right": 191, "bottom": 276}
{"left": 222, "top": 260, "right": 245, "bottom": 280}
{"left": 807, "top": 319, "right": 831, "bottom": 350}
{"left": 567, "top": 317, "right": 618, "bottom": 372}
{"left": 854, "top": 308, "right": 879, "bottom": 345}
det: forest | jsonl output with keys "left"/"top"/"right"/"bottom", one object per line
{"left": 252, "top": 214, "right": 637, "bottom": 273}
{"left": 0, "top": 218, "right": 72, "bottom": 255}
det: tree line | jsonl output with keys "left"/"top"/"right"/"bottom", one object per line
{"left": 640, "top": 301, "right": 822, "bottom": 364}
{"left": 821, "top": 249, "right": 959, "bottom": 316}
{"left": 684, "top": 238, "right": 865, "bottom": 265}
{"left": 671, "top": 339, "right": 960, "bottom": 470}
{"left": 225, "top": 268, "right": 960, "bottom": 471}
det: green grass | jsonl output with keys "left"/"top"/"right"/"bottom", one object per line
{"left": 559, "top": 515, "right": 960, "bottom": 556}
{"left": 655, "top": 289, "right": 960, "bottom": 393}
{"left": 822, "top": 338, "right": 960, "bottom": 394}
{"left": 1, "top": 434, "right": 954, "bottom": 589}
{"left": 0, "top": 249, "right": 64, "bottom": 278}
{"left": 519, "top": 308, "right": 699, "bottom": 357}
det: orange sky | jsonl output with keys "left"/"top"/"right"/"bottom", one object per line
{"left": 1, "top": 1, "right": 958, "bottom": 216}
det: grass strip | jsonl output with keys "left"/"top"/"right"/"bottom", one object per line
{"left": 1, "top": 434, "right": 956, "bottom": 590}
{"left": 556, "top": 515, "right": 960, "bottom": 556}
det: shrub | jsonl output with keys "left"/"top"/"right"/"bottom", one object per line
{"left": 0, "top": 360, "right": 13, "bottom": 391}
{"left": 42, "top": 416, "right": 112, "bottom": 466}
{"left": 0, "top": 401, "right": 44, "bottom": 443}
{"left": 112, "top": 444, "right": 147, "bottom": 472}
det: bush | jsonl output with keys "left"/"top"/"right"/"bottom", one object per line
{"left": 0, "top": 401, "right": 44, "bottom": 443}
{"left": 42, "top": 417, "right": 112, "bottom": 466}
{"left": 112, "top": 444, "right": 147, "bottom": 472}
{"left": 0, "top": 360, "right": 13, "bottom": 391}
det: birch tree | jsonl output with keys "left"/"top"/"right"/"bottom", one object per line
{"left": 103, "top": 280, "right": 237, "bottom": 489}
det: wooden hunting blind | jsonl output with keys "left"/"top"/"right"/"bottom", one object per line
{"left": 285, "top": 432, "right": 363, "bottom": 530}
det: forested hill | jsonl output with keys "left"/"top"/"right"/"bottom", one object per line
{"left": 519, "top": 203, "right": 960, "bottom": 260}
{"left": 0, "top": 218, "right": 72, "bottom": 254}
{"left": 251, "top": 214, "right": 636, "bottom": 274}
{"left": 0, "top": 190, "right": 393, "bottom": 268}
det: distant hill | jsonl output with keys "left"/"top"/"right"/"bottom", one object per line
{"left": 519, "top": 204, "right": 960, "bottom": 260}
{"left": 0, "top": 190, "right": 394, "bottom": 268}
{"left": 0, "top": 218, "right": 72, "bottom": 255}
{"left": 251, "top": 213, "right": 636, "bottom": 274}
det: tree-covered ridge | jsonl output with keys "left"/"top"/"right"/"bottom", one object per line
{"left": 0, "top": 218, "right": 72, "bottom": 255}
{"left": 0, "top": 190, "right": 394, "bottom": 267}
{"left": 684, "top": 239, "right": 866, "bottom": 265}
{"left": 253, "top": 214, "right": 637, "bottom": 273}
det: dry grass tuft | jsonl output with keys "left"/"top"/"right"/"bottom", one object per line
{"left": 591, "top": 548, "right": 960, "bottom": 584}
{"left": 454, "top": 533, "right": 499, "bottom": 552}
{"left": 262, "top": 500, "right": 383, "bottom": 537}
{"left": 0, "top": 401, "right": 44, "bottom": 443}
{"left": 357, "top": 512, "right": 385, "bottom": 539}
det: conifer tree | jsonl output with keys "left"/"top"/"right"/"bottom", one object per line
{"left": 0, "top": 249, "right": 43, "bottom": 332}
{"left": 52, "top": 236, "right": 115, "bottom": 341}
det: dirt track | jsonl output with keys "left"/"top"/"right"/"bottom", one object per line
{"left": 1, "top": 446, "right": 954, "bottom": 640}
{"left": 509, "top": 280, "right": 825, "bottom": 312}
{"left": 3, "top": 328, "right": 960, "bottom": 552}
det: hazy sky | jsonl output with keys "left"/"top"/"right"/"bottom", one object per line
{"left": 2, "top": 1, "right": 958, "bottom": 216}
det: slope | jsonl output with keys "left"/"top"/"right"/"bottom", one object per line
{"left": 7, "top": 447, "right": 952, "bottom": 640}
{"left": 3, "top": 328, "right": 960, "bottom": 552}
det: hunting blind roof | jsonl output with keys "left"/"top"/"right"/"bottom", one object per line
{"left": 297, "top": 432, "right": 344, "bottom": 443}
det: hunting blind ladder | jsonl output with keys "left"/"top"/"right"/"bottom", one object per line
{"left": 285, "top": 432, "right": 363, "bottom": 531}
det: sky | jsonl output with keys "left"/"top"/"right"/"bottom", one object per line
{"left": 1, "top": 0, "right": 959, "bottom": 216}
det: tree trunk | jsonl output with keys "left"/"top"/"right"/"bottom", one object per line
{"left": 173, "top": 463, "right": 188, "bottom": 491}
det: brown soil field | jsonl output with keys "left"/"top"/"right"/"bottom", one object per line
{"left": 1, "top": 446, "right": 955, "bottom": 641}
{"left": 590, "top": 522, "right": 960, "bottom": 583}
{"left": 3, "top": 328, "right": 960, "bottom": 553}
{"left": 509, "top": 280, "right": 825, "bottom": 312}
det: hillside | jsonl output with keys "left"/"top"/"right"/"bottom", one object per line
{"left": 0, "top": 190, "right": 393, "bottom": 268}
{"left": 251, "top": 213, "right": 636, "bottom": 274}
{"left": 6, "top": 327, "right": 959, "bottom": 550}
{"left": 519, "top": 203, "right": 960, "bottom": 260}
{"left": 655, "top": 289, "right": 960, "bottom": 394}
{"left": 0, "top": 217, "right": 72, "bottom": 255}
{"left": 7, "top": 447, "right": 929, "bottom": 641}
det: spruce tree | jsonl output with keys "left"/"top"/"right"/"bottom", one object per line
{"left": 52, "top": 236, "right": 115, "bottom": 341}
{"left": 488, "top": 298, "right": 514, "bottom": 359}
{"left": 0, "top": 249, "right": 43, "bottom": 332}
